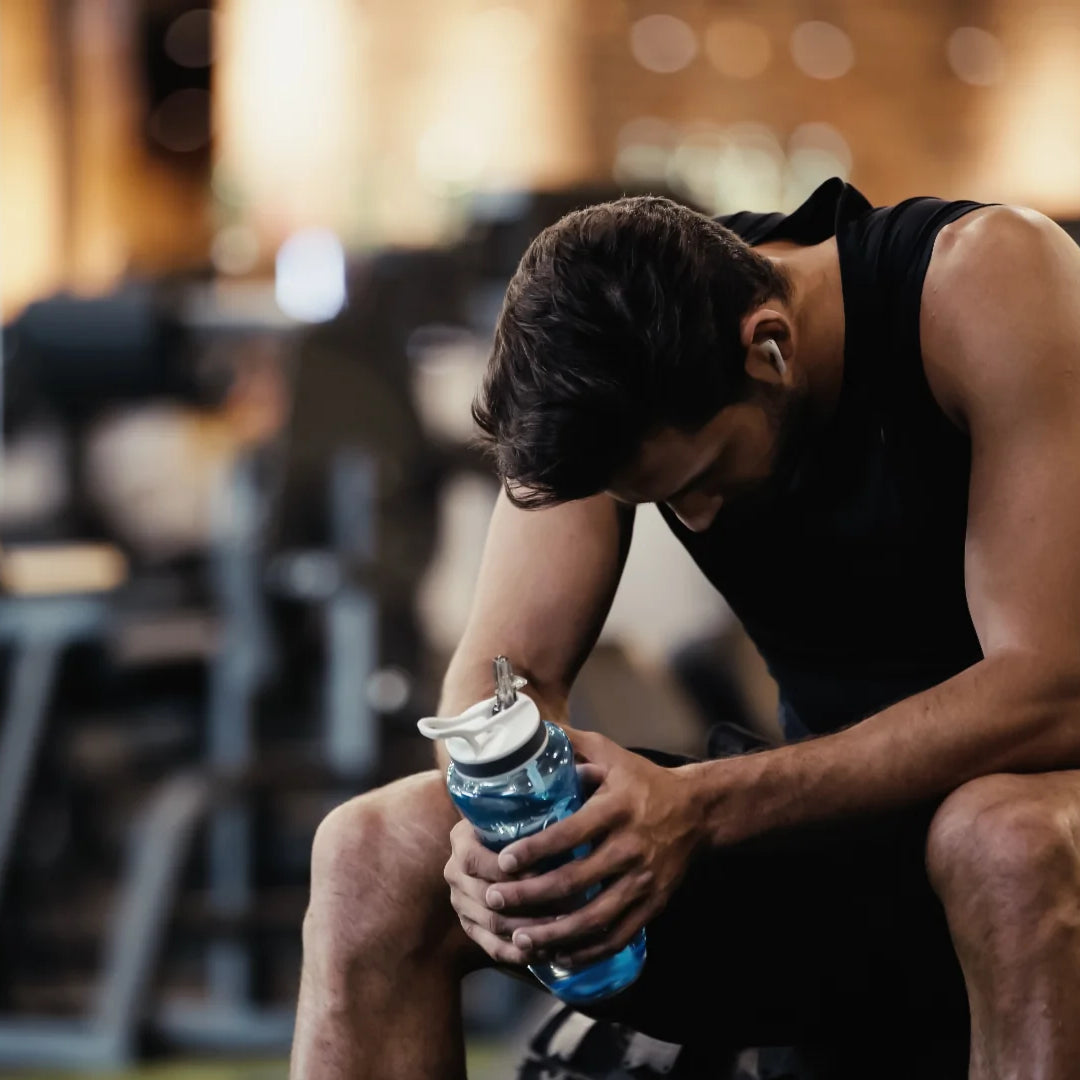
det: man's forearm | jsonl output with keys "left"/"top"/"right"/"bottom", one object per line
{"left": 682, "top": 651, "right": 1080, "bottom": 848}
{"left": 435, "top": 647, "right": 571, "bottom": 769}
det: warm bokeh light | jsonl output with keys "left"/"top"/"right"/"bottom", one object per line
{"left": 790, "top": 20, "right": 855, "bottom": 80}
{"left": 668, "top": 123, "right": 727, "bottom": 208}
{"left": 630, "top": 14, "right": 699, "bottom": 74}
{"left": 970, "top": 6, "right": 1080, "bottom": 215}
{"left": 413, "top": 3, "right": 589, "bottom": 193}
{"left": 216, "top": 0, "right": 591, "bottom": 247}
{"left": 614, "top": 116, "right": 678, "bottom": 185}
{"left": 0, "top": 543, "right": 128, "bottom": 596}
{"left": 785, "top": 122, "right": 853, "bottom": 207}
{"left": 413, "top": 6, "right": 546, "bottom": 192}
{"left": 7, "top": 0, "right": 1080, "bottom": 315}
{"left": 704, "top": 18, "right": 772, "bottom": 79}
{"left": 210, "top": 223, "right": 261, "bottom": 276}
{"left": 215, "top": 0, "right": 365, "bottom": 240}
{"left": 714, "top": 123, "right": 786, "bottom": 212}
{"left": 614, "top": 114, "right": 855, "bottom": 216}
{"left": 947, "top": 27, "right": 1005, "bottom": 87}
{"left": 0, "top": 1, "right": 64, "bottom": 316}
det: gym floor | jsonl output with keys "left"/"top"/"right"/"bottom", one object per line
{"left": 11, "top": 1039, "right": 520, "bottom": 1080}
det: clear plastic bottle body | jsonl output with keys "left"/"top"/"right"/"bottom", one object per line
{"left": 446, "top": 721, "right": 646, "bottom": 1004}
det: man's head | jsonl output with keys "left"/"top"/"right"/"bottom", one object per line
{"left": 472, "top": 195, "right": 811, "bottom": 531}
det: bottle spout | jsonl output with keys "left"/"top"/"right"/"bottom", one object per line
{"left": 492, "top": 655, "right": 527, "bottom": 713}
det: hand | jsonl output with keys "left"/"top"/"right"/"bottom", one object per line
{"left": 444, "top": 817, "right": 539, "bottom": 965}
{"left": 443, "top": 762, "right": 607, "bottom": 966}
{"left": 485, "top": 727, "right": 703, "bottom": 969}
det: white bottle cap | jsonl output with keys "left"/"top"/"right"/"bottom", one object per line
{"left": 418, "top": 693, "right": 545, "bottom": 778}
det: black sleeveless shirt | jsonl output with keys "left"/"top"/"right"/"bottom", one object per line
{"left": 659, "top": 178, "right": 989, "bottom": 738}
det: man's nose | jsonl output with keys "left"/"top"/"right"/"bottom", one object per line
{"left": 665, "top": 492, "right": 722, "bottom": 533}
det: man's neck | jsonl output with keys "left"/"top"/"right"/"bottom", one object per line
{"left": 773, "top": 238, "right": 847, "bottom": 427}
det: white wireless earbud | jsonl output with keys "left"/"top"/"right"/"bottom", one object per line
{"left": 763, "top": 339, "right": 786, "bottom": 375}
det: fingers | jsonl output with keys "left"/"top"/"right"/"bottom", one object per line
{"left": 547, "top": 902, "right": 650, "bottom": 969}
{"left": 509, "top": 873, "right": 641, "bottom": 954}
{"left": 498, "top": 790, "right": 622, "bottom": 874}
{"left": 457, "top": 916, "right": 532, "bottom": 966}
{"left": 564, "top": 726, "right": 614, "bottom": 763}
{"left": 445, "top": 853, "right": 543, "bottom": 927}
{"left": 576, "top": 762, "right": 606, "bottom": 795}
{"left": 487, "top": 835, "right": 638, "bottom": 911}
{"left": 450, "top": 877, "right": 546, "bottom": 940}
{"left": 445, "top": 837, "right": 544, "bottom": 966}
{"left": 448, "top": 819, "right": 511, "bottom": 884}
{"left": 444, "top": 826, "right": 550, "bottom": 961}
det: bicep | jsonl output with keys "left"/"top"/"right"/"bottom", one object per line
{"left": 941, "top": 211, "right": 1080, "bottom": 659}
{"left": 965, "top": 403, "right": 1080, "bottom": 659}
{"left": 449, "top": 489, "right": 634, "bottom": 701}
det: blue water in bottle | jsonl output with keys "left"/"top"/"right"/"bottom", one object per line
{"left": 443, "top": 718, "right": 646, "bottom": 1004}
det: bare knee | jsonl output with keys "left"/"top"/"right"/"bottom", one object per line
{"left": 926, "top": 773, "right": 1080, "bottom": 939}
{"left": 304, "top": 771, "right": 461, "bottom": 975}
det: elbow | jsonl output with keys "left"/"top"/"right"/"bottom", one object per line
{"left": 985, "top": 650, "right": 1080, "bottom": 766}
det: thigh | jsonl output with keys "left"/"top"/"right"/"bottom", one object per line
{"left": 578, "top": 756, "right": 968, "bottom": 1059}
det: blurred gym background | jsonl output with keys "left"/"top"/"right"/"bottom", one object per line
{"left": 2, "top": 1, "right": 1080, "bottom": 1076}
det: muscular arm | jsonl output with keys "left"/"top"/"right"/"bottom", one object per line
{"left": 435, "top": 489, "right": 634, "bottom": 763}
{"left": 688, "top": 206, "right": 1080, "bottom": 845}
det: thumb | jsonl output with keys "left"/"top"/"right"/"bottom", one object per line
{"left": 562, "top": 725, "right": 614, "bottom": 763}
{"left": 575, "top": 761, "right": 606, "bottom": 795}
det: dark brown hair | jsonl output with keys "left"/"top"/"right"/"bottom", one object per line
{"left": 472, "top": 195, "right": 791, "bottom": 508}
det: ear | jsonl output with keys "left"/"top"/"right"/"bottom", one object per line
{"left": 740, "top": 306, "right": 794, "bottom": 388}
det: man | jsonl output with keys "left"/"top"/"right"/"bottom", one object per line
{"left": 290, "top": 177, "right": 1080, "bottom": 1079}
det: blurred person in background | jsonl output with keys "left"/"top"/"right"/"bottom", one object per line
{"left": 292, "top": 177, "right": 1080, "bottom": 1079}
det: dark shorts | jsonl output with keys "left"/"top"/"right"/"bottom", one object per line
{"left": 574, "top": 746, "right": 970, "bottom": 1076}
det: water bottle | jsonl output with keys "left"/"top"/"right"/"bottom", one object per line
{"left": 418, "top": 656, "right": 646, "bottom": 1004}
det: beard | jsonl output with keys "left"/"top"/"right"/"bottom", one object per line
{"left": 724, "top": 383, "right": 816, "bottom": 516}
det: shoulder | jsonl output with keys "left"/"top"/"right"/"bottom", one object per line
{"left": 929, "top": 203, "right": 1068, "bottom": 288}
{"left": 921, "top": 204, "right": 1080, "bottom": 427}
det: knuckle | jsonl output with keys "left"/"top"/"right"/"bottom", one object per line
{"left": 552, "top": 869, "right": 582, "bottom": 900}
{"left": 572, "top": 859, "right": 599, "bottom": 892}
{"left": 594, "top": 894, "right": 622, "bottom": 926}
{"left": 575, "top": 911, "right": 602, "bottom": 937}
